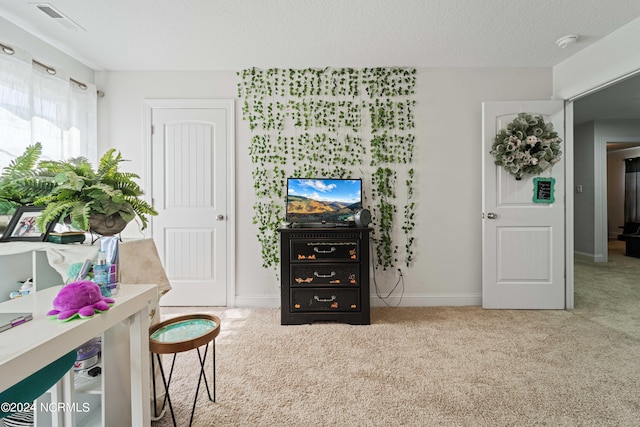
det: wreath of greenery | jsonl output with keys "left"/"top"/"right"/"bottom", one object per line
{"left": 490, "top": 112, "right": 562, "bottom": 180}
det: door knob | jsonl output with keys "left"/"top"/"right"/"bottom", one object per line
{"left": 486, "top": 213, "right": 498, "bottom": 219}
{"left": 216, "top": 214, "right": 225, "bottom": 221}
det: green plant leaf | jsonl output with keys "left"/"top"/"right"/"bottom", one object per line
{"left": 239, "top": 67, "right": 417, "bottom": 271}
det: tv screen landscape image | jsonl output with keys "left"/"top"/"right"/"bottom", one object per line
{"left": 286, "top": 178, "right": 362, "bottom": 225}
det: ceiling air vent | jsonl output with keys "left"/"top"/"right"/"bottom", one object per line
{"left": 33, "top": 3, "right": 85, "bottom": 31}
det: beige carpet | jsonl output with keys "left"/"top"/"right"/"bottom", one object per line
{"left": 152, "top": 241, "right": 640, "bottom": 426}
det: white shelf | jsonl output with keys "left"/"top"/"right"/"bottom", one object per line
{"left": 0, "top": 242, "right": 99, "bottom": 302}
{"left": 75, "top": 394, "right": 102, "bottom": 427}
{"left": 73, "top": 364, "right": 102, "bottom": 395}
{"left": 2, "top": 245, "right": 103, "bottom": 425}
{"left": 1, "top": 246, "right": 156, "bottom": 425}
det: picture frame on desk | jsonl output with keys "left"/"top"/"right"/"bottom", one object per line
{"left": 0, "top": 206, "right": 56, "bottom": 242}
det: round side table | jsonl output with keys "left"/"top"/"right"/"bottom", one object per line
{"left": 149, "top": 313, "right": 221, "bottom": 427}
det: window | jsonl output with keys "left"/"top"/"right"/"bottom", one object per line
{"left": 0, "top": 46, "right": 97, "bottom": 171}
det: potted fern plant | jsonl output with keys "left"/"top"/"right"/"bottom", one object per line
{"left": 0, "top": 142, "right": 42, "bottom": 216}
{"left": 0, "top": 143, "right": 42, "bottom": 236}
{"left": 19, "top": 149, "right": 157, "bottom": 235}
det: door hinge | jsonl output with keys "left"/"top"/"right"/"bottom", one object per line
{"left": 151, "top": 125, "right": 154, "bottom": 135}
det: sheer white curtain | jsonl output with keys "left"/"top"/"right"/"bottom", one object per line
{"left": 0, "top": 45, "right": 97, "bottom": 170}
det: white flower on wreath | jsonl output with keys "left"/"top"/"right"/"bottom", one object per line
{"left": 490, "top": 113, "right": 563, "bottom": 180}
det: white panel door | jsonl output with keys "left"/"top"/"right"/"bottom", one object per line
{"left": 482, "top": 101, "right": 565, "bottom": 309}
{"left": 151, "top": 107, "right": 227, "bottom": 306}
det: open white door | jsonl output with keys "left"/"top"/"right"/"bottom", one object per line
{"left": 482, "top": 101, "right": 565, "bottom": 309}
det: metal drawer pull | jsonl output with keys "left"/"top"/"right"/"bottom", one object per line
{"left": 314, "top": 271, "right": 336, "bottom": 278}
{"left": 314, "top": 295, "right": 336, "bottom": 303}
{"left": 313, "top": 246, "right": 336, "bottom": 254}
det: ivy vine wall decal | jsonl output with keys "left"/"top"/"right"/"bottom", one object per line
{"left": 237, "top": 67, "right": 417, "bottom": 271}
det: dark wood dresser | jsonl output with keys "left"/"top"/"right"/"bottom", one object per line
{"left": 278, "top": 227, "right": 371, "bottom": 325}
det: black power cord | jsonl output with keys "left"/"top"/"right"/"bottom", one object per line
{"left": 370, "top": 243, "right": 405, "bottom": 307}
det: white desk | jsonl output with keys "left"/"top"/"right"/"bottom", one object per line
{"left": 0, "top": 284, "right": 157, "bottom": 426}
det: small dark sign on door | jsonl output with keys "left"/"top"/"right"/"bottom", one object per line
{"left": 533, "top": 177, "right": 555, "bottom": 204}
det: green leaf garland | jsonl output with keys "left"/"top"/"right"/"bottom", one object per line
{"left": 238, "top": 67, "right": 417, "bottom": 271}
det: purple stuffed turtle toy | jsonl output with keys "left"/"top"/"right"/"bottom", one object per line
{"left": 47, "top": 280, "right": 115, "bottom": 322}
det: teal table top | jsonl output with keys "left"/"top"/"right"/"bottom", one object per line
{"left": 150, "top": 313, "right": 221, "bottom": 354}
{"left": 151, "top": 318, "right": 218, "bottom": 344}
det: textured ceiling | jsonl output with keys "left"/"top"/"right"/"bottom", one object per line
{"left": 1, "top": 0, "right": 640, "bottom": 125}
{"left": 0, "top": 0, "right": 639, "bottom": 71}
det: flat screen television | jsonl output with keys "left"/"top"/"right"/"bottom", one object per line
{"left": 286, "top": 178, "right": 362, "bottom": 226}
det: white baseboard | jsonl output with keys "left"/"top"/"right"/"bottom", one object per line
{"left": 370, "top": 293, "right": 481, "bottom": 307}
{"left": 234, "top": 295, "right": 280, "bottom": 308}
{"left": 573, "top": 251, "right": 604, "bottom": 262}
{"left": 574, "top": 250, "right": 598, "bottom": 261}
{"left": 233, "top": 293, "right": 482, "bottom": 308}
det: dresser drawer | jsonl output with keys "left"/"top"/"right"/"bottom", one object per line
{"left": 290, "top": 265, "right": 359, "bottom": 286}
{"left": 279, "top": 227, "right": 371, "bottom": 325}
{"left": 290, "top": 240, "right": 359, "bottom": 262}
{"left": 291, "top": 288, "right": 360, "bottom": 312}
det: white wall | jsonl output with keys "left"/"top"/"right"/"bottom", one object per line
{"left": 573, "top": 119, "right": 640, "bottom": 258}
{"left": 574, "top": 122, "right": 595, "bottom": 255}
{"left": 95, "top": 68, "right": 552, "bottom": 307}
{"left": 0, "top": 16, "right": 94, "bottom": 83}
{"left": 7, "top": 9, "right": 640, "bottom": 306}
{"left": 553, "top": 16, "right": 640, "bottom": 99}
{"left": 596, "top": 120, "right": 640, "bottom": 246}
{"left": 553, "top": 17, "right": 640, "bottom": 263}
